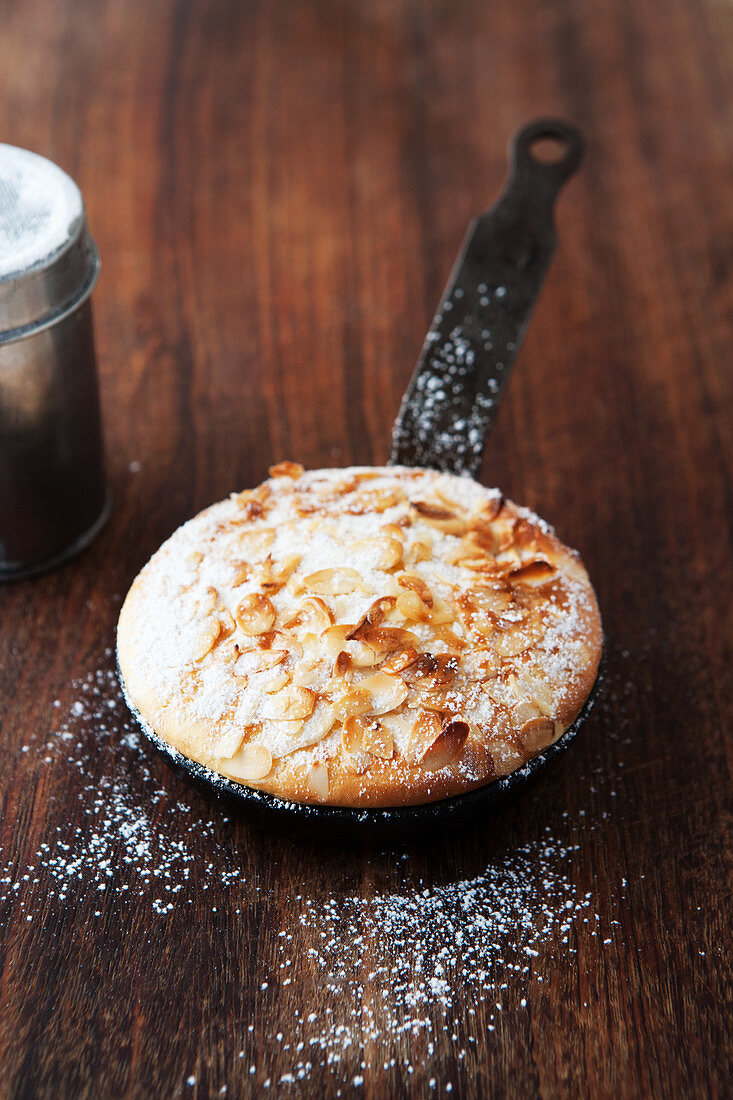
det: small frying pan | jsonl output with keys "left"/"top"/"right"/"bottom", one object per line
{"left": 121, "top": 118, "right": 603, "bottom": 843}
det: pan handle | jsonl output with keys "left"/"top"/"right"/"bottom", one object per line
{"left": 389, "top": 118, "right": 584, "bottom": 478}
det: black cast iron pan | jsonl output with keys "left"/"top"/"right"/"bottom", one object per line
{"left": 120, "top": 118, "right": 602, "bottom": 843}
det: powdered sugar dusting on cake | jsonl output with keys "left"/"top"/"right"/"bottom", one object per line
{"left": 117, "top": 466, "right": 600, "bottom": 802}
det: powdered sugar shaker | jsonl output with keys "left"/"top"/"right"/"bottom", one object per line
{"left": 0, "top": 144, "right": 109, "bottom": 580}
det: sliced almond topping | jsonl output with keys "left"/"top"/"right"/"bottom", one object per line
{"left": 418, "top": 718, "right": 470, "bottom": 772}
{"left": 376, "top": 537, "right": 403, "bottom": 570}
{"left": 284, "top": 596, "right": 334, "bottom": 633}
{"left": 396, "top": 590, "right": 431, "bottom": 622}
{"left": 195, "top": 586, "right": 222, "bottom": 618}
{"left": 358, "top": 671, "right": 409, "bottom": 715}
{"left": 329, "top": 685, "right": 372, "bottom": 722}
{"left": 519, "top": 717, "right": 555, "bottom": 753}
{"left": 219, "top": 743, "right": 273, "bottom": 782}
{"left": 427, "top": 599, "right": 454, "bottom": 626}
{"left": 269, "top": 461, "right": 305, "bottom": 479}
{"left": 397, "top": 573, "right": 434, "bottom": 608}
{"left": 230, "top": 562, "right": 251, "bottom": 588}
{"left": 381, "top": 647, "right": 420, "bottom": 674}
{"left": 235, "top": 648, "right": 287, "bottom": 675}
{"left": 494, "top": 630, "right": 532, "bottom": 658}
{"left": 346, "top": 487, "right": 406, "bottom": 513}
{"left": 260, "top": 552, "right": 302, "bottom": 593}
{"left": 236, "top": 527, "right": 276, "bottom": 556}
{"left": 488, "top": 740, "right": 526, "bottom": 777}
{"left": 462, "top": 649, "right": 501, "bottom": 682}
{"left": 334, "top": 651, "right": 352, "bottom": 676}
{"left": 286, "top": 703, "right": 338, "bottom": 750}
{"left": 408, "top": 539, "right": 433, "bottom": 563}
{"left": 411, "top": 500, "right": 467, "bottom": 535}
{"left": 361, "top": 626, "right": 420, "bottom": 655}
{"left": 362, "top": 721, "right": 394, "bottom": 759}
{"left": 261, "top": 686, "right": 316, "bottom": 721}
{"left": 342, "top": 716, "right": 393, "bottom": 759}
{"left": 509, "top": 559, "right": 556, "bottom": 586}
{"left": 476, "top": 494, "right": 504, "bottom": 523}
{"left": 235, "top": 593, "right": 276, "bottom": 635}
{"left": 402, "top": 652, "right": 459, "bottom": 688}
{"left": 262, "top": 668, "right": 290, "bottom": 694}
{"left": 407, "top": 709, "right": 442, "bottom": 759}
{"left": 464, "top": 526, "right": 497, "bottom": 553}
{"left": 304, "top": 568, "right": 361, "bottom": 595}
{"left": 347, "top": 596, "right": 397, "bottom": 640}
{"left": 469, "top": 585, "right": 512, "bottom": 615}
{"left": 306, "top": 762, "right": 330, "bottom": 800}
{"left": 380, "top": 523, "right": 405, "bottom": 541}
{"left": 320, "top": 624, "right": 378, "bottom": 668}
{"left": 192, "top": 619, "right": 222, "bottom": 662}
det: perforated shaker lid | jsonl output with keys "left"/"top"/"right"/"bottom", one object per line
{"left": 0, "top": 144, "right": 100, "bottom": 344}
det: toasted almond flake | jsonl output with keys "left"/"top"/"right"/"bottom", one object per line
{"left": 320, "top": 625, "right": 378, "bottom": 667}
{"left": 235, "top": 648, "right": 287, "bottom": 675}
{"left": 262, "top": 668, "right": 290, "bottom": 694}
{"left": 494, "top": 630, "right": 532, "bottom": 658}
{"left": 412, "top": 500, "right": 467, "bottom": 534}
{"left": 235, "top": 593, "right": 277, "bottom": 635}
{"left": 347, "top": 596, "right": 397, "bottom": 640}
{"left": 306, "top": 763, "right": 330, "bottom": 800}
{"left": 397, "top": 573, "right": 434, "bottom": 607}
{"left": 358, "top": 671, "right": 409, "bottom": 715}
{"left": 509, "top": 559, "right": 556, "bottom": 586}
{"left": 342, "top": 716, "right": 393, "bottom": 759}
{"left": 329, "top": 685, "right": 371, "bottom": 722}
{"left": 418, "top": 718, "right": 470, "bottom": 772}
{"left": 269, "top": 461, "right": 305, "bottom": 479}
{"left": 362, "top": 721, "right": 394, "bottom": 759}
{"left": 284, "top": 596, "right": 333, "bottom": 633}
{"left": 463, "top": 649, "right": 501, "bottom": 682}
{"left": 380, "top": 523, "right": 405, "bottom": 541}
{"left": 275, "top": 703, "right": 336, "bottom": 751}
{"left": 407, "top": 709, "right": 442, "bottom": 759}
{"left": 381, "top": 648, "right": 420, "bottom": 674}
{"left": 376, "top": 537, "right": 403, "bottom": 570}
{"left": 219, "top": 742, "right": 273, "bottom": 782}
{"left": 396, "top": 590, "right": 431, "bottom": 622}
{"left": 259, "top": 552, "right": 303, "bottom": 592}
{"left": 402, "top": 652, "right": 459, "bottom": 688}
{"left": 469, "top": 585, "right": 512, "bottom": 614}
{"left": 341, "top": 715, "right": 369, "bottom": 753}
{"left": 304, "top": 568, "right": 361, "bottom": 595}
{"left": 192, "top": 619, "right": 222, "bottom": 662}
{"left": 519, "top": 716, "right": 555, "bottom": 752}
{"left": 230, "top": 562, "right": 251, "bottom": 587}
{"left": 488, "top": 740, "right": 526, "bottom": 777}
{"left": 334, "top": 651, "right": 352, "bottom": 676}
{"left": 346, "top": 487, "right": 405, "bottom": 513}
{"left": 408, "top": 539, "right": 433, "bottom": 563}
{"left": 261, "top": 686, "right": 315, "bottom": 721}
{"left": 362, "top": 626, "right": 420, "bottom": 654}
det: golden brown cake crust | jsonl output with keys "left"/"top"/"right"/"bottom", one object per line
{"left": 117, "top": 466, "right": 602, "bottom": 807}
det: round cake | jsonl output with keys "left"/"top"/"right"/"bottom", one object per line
{"left": 117, "top": 465, "right": 602, "bottom": 807}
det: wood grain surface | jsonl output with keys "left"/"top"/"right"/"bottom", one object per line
{"left": 0, "top": 0, "right": 731, "bottom": 1097}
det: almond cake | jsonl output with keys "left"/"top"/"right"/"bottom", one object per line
{"left": 116, "top": 465, "right": 602, "bottom": 807}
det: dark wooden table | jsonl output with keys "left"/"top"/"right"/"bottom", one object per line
{"left": 0, "top": 1, "right": 730, "bottom": 1097}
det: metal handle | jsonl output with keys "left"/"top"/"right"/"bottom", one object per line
{"left": 389, "top": 118, "right": 584, "bottom": 478}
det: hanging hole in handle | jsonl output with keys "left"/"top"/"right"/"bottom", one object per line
{"left": 511, "top": 118, "right": 585, "bottom": 182}
{"left": 528, "top": 134, "right": 570, "bottom": 165}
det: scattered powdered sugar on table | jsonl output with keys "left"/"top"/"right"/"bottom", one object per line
{"left": 0, "top": 644, "right": 639, "bottom": 1091}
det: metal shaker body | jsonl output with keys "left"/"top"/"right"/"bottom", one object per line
{"left": 0, "top": 144, "right": 108, "bottom": 580}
